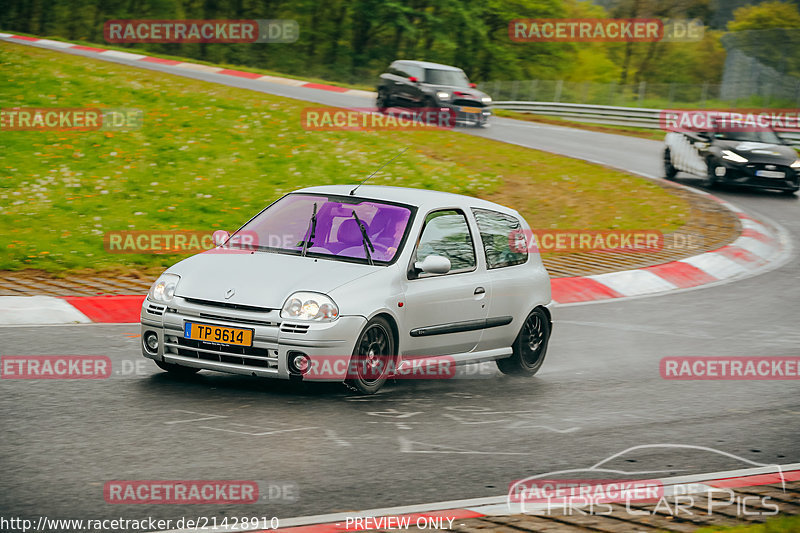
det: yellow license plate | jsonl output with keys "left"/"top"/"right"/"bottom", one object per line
{"left": 184, "top": 322, "right": 253, "bottom": 346}
{"left": 461, "top": 106, "right": 481, "bottom": 113}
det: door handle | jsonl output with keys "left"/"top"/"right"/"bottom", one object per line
{"left": 474, "top": 287, "right": 485, "bottom": 295}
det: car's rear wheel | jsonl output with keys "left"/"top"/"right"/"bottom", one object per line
{"left": 376, "top": 90, "right": 390, "bottom": 112}
{"left": 497, "top": 308, "right": 550, "bottom": 376}
{"left": 663, "top": 148, "right": 677, "bottom": 180}
{"left": 345, "top": 317, "right": 395, "bottom": 394}
{"left": 155, "top": 360, "right": 200, "bottom": 375}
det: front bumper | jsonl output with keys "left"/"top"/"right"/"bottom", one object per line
{"left": 438, "top": 102, "right": 491, "bottom": 126}
{"left": 712, "top": 160, "right": 799, "bottom": 191}
{"left": 140, "top": 296, "right": 366, "bottom": 381}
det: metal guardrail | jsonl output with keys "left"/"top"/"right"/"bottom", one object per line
{"left": 493, "top": 101, "right": 800, "bottom": 148}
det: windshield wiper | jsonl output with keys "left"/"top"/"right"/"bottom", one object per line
{"left": 300, "top": 202, "right": 318, "bottom": 257}
{"left": 351, "top": 210, "right": 375, "bottom": 266}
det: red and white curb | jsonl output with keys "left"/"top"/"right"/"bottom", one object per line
{"left": 0, "top": 33, "right": 790, "bottom": 322}
{"left": 157, "top": 464, "right": 800, "bottom": 532}
{"left": 550, "top": 193, "right": 787, "bottom": 305}
{"left": 0, "top": 33, "right": 375, "bottom": 99}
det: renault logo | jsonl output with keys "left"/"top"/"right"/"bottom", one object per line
{"left": 224, "top": 288, "right": 235, "bottom": 299}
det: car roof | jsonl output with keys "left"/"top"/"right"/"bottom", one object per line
{"left": 394, "top": 60, "right": 462, "bottom": 71}
{"left": 294, "top": 185, "right": 523, "bottom": 218}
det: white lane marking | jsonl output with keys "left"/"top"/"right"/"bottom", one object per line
{"left": 256, "top": 75, "right": 306, "bottom": 86}
{"left": 163, "top": 410, "right": 228, "bottom": 424}
{"left": 740, "top": 218, "right": 771, "bottom": 235}
{"left": 0, "top": 296, "right": 91, "bottom": 325}
{"left": 558, "top": 319, "right": 713, "bottom": 338}
{"left": 176, "top": 62, "right": 222, "bottom": 73}
{"left": 399, "top": 436, "right": 529, "bottom": 455}
{"left": 733, "top": 236, "right": 777, "bottom": 259}
{"left": 681, "top": 253, "right": 748, "bottom": 279}
{"left": 101, "top": 50, "right": 146, "bottom": 60}
{"left": 201, "top": 423, "right": 318, "bottom": 436}
{"left": 589, "top": 269, "right": 678, "bottom": 296}
{"left": 36, "top": 39, "right": 74, "bottom": 48}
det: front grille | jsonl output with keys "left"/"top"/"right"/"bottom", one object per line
{"left": 182, "top": 297, "right": 273, "bottom": 313}
{"left": 280, "top": 322, "right": 310, "bottom": 334}
{"left": 453, "top": 99, "right": 484, "bottom": 107}
{"left": 165, "top": 335, "right": 278, "bottom": 369}
{"left": 198, "top": 312, "right": 276, "bottom": 327}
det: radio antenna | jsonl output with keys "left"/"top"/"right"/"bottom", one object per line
{"left": 350, "top": 147, "right": 409, "bottom": 195}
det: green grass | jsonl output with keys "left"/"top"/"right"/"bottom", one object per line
{"left": 693, "top": 514, "right": 800, "bottom": 533}
{"left": 0, "top": 42, "right": 689, "bottom": 274}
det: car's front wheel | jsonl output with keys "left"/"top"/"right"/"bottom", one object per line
{"left": 703, "top": 157, "right": 719, "bottom": 188}
{"left": 345, "top": 316, "right": 396, "bottom": 394}
{"left": 664, "top": 148, "right": 678, "bottom": 180}
{"left": 497, "top": 308, "right": 551, "bottom": 376}
{"left": 155, "top": 360, "right": 200, "bottom": 375}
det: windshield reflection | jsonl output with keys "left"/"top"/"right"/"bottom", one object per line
{"left": 227, "top": 193, "right": 413, "bottom": 264}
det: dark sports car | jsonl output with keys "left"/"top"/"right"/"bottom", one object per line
{"left": 664, "top": 129, "right": 800, "bottom": 194}
{"left": 376, "top": 60, "right": 492, "bottom": 127}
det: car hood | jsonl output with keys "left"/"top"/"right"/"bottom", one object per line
{"left": 717, "top": 140, "right": 797, "bottom": 164}
{"left": 170, "top": 250, "right": 377, "bottom": 309}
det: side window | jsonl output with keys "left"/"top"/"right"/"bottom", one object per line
{"left": 415, "top": 210, "right": 476, "bottom": 274}
{"left": 472, "top": 208, "right": 528, "bottom": 269}
{"left": 404, "top": 64, "right": 424, "bottom": 80}
{"left": 389, "top": 62, "right": 409, "bottom": 78}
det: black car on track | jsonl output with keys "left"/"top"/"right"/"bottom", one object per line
{"left": 664, "top": 129, "right": 800, "bottom": 194}
{"left": 376, "top": 60, "right": 492, "bottom": 127}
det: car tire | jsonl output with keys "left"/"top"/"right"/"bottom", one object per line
{"left": 496, "top": 308, "right": 550, "bottom": 376}
{"left": 345, "top": 316, "right": 396, "bottom": 394}
{"left": 663, "top": 148, "right": 678, "bottom": 180}
{"left": 703, "top": 157, "right": 719, "bottom": 188}
{"left": 376, "top": 90, "right": 390, "bottom": 113}
{"left": 155, "top": 360, "right": 200, "bottom": 375}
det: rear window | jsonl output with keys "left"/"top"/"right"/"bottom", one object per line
{"left": 472, "top": 208, "right": 528, "bottom": 269}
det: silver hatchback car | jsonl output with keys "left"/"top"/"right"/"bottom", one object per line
{"left": 140, "top": 185, "right": 552, "bottom": 394}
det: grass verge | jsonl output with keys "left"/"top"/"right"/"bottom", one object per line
{"left": 1, "top": 42, "right": 689, "bottom": 274}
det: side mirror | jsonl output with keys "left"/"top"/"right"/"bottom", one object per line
{"left": 414, "top": 255, "right": 451, "bottom": 275}
{"left": 469, "top": 82, "right": 477, "bottom": 88}
{"left": 212, "top": 230, "right": 231, "bottom": 246}
{"left": 408, "top": 76, "right": 418, "bottom": 83}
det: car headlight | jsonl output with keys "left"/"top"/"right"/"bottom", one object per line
{"left": 436, "top": 91, "right": 450, "bottom": 101}
{"left": 281, "top": 292, "right": 339, "bottom": 322}
{"left": 791, "top": 159, "right": 800, "bottom": 168}
{"left": 481, "top": 96, "right": 492, "bottom": 104}
{"left": 722, "top": 150, "right": 748, "bottom": 163}
{"left": 148, "top": 273, "right": 180, "bottom": 303}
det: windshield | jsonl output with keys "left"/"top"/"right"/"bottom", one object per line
{"left": 228, "top": 193, "right": 413, "bottom": 264}
{"left": 712, "top": 130, "right": 782, "bottom": 144}
{"left": 424, "top": 68, "right": 471, "bottom": 87}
